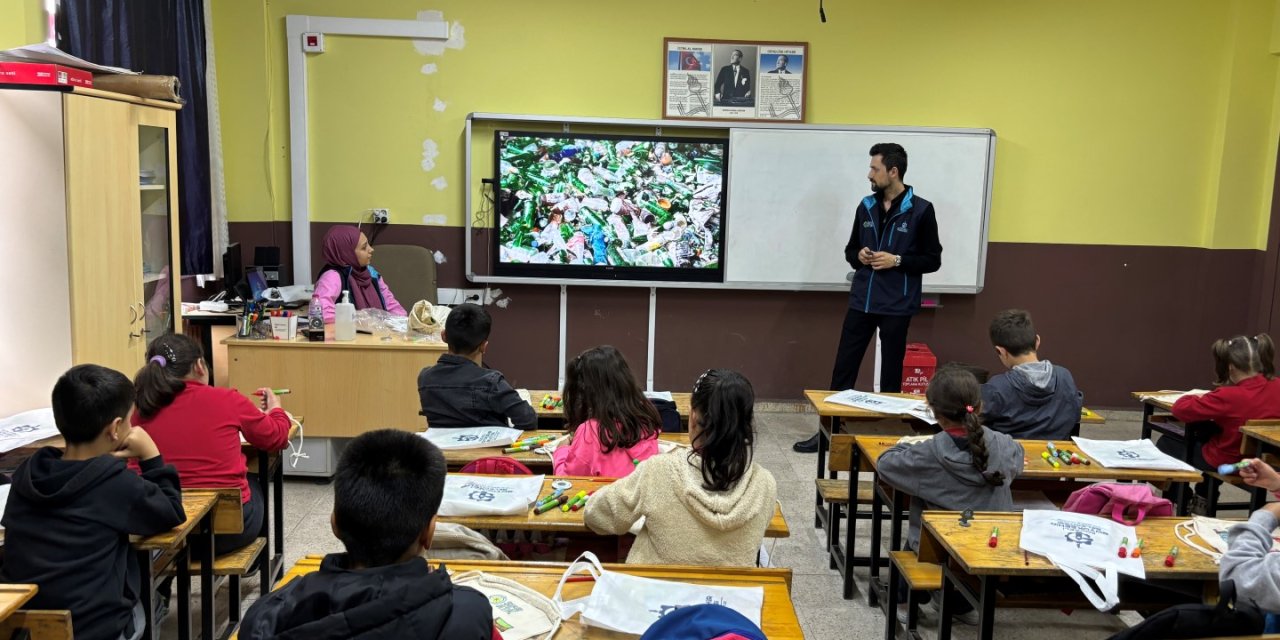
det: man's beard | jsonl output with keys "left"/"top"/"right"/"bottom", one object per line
{"left": 871, "top": 181, "right": 885, "bottom": 194}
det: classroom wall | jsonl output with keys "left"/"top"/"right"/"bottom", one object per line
{"left": 0, "top": 0, "right": 46, "bottom": 50}
{"left": 214, "top": 0, "right": 1280, "bottom": 405}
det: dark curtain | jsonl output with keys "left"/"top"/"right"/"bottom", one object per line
{"left": 56, "top": 0, "right": 214, "bottom": 275}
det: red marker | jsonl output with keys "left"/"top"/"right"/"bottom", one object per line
{"left": 1164, "top": 546, "right": 1178, "bottom": 567}
{"left": 988, "top": 526, "right": 999, "bottom": 548}
{"left": 1118, "top": 537, "right": 1129, "bottom": 558}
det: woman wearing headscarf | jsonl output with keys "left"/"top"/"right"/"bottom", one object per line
{"left": 313, "top": 225, "right": 407, "bottom": 322}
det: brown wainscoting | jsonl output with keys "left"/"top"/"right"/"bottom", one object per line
{"left": 228, "top": 222, "right": 1261, "bottom": 405}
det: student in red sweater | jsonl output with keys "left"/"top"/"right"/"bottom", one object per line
{"left": 133, "top": 334, "right": 292, "bottom": 554}
{"left": 1158, "top": 333, "right": 1280, "bottom": 478}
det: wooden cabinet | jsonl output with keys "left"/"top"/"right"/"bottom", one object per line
{"left": 0, "top": 87, "right": 182, "bottom": 416}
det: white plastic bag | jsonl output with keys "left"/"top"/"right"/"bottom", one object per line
{"left": 552, "top": 552, "right": 764, "bottom": 635}
{"left": 1020, "top": 510, "right": 1145, "bottom": 611}
{"left": 453, "top": 570, "right": 560, "bottom": 640}
{"left": 439, "top": 474, "right": 544, "bottom": 517}
{"left": 1072, "top": 437, "right": 1198, "bottom": 472}
{"left": 422, "top": 426, "right": 523, "bottom": 451}
{"left": 1174, "top": 515, "right": 1280, "bottom": 562}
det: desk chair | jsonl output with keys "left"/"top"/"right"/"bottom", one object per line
{"left": 372, "top": 244, "right": 437, "bottom": 306}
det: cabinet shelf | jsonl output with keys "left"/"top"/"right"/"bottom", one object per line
{"left": 139, "top": 184, "right": 166, "bottom": 191}
{"left": 143, "top": 272, "right": 165, "bottom": 284}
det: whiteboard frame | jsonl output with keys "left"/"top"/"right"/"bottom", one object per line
{"left": 465, "top": 112, "right": 995, "bottom": 293}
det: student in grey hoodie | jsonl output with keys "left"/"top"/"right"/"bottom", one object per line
{"left": 1220, "top": 458, "right": 1280, "bottom": 613}
{"left": 878, "top": 365, "right": 1024, "bottom": 623}
{"left": 981, "top": 309, "right": 1083, "bottom": 440}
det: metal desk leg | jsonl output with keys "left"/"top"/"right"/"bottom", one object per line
{"left": 868, "top": 485, "right": 884, "bottom": 606}
{"left": 199, "top": 514, "right": 215, "bottom": 640}
{"left": 885, "top": 559, "right": 901, "bottom": 640}
{"left": 937, "top": 569, "right": 954, "bottom": 640}
{"left": 814, "top": 416, "right": 832, "bottom": 528}
{"left": 176, "top": 545, "right": 191, "bottom": 640}
{"left": 1140, "top": 402, "right": 1154, "bottom": 439}
{"left": 889, "top": 490, "right": 905, "bottom": 553}
{"left": 273, "top": 449, "right": 286, "bottom": 583}
{"left": 977, "top": 576, "right": 997, "bottom": 640}
{"left": 136, "top": 551, "right": 157, "bottom": 640}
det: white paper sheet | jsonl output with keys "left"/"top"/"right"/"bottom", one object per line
{"left": 0, "top": 43, "right": 139, "bottom": 74}
{"left": 0, "top": 408, "right": 60, "bottom": 454}
{"left": 824, "top": 390, "right": 937, "bottom": 424}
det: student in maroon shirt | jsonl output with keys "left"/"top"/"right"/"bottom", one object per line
{"left": 133, "top": 333, "right": 292, "bottom": 554}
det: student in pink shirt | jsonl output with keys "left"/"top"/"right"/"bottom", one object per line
{"left": 553, "top": 346, "right": 661, "bottom": 477}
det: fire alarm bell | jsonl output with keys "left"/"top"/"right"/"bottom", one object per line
{"left": 302, "top": 32, "right": 324, "bottom": 53}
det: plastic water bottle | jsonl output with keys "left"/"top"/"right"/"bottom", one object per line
{"left": 307, "top": 294, "right": 324, "bottom": 339}
{"left": 334, "top": 291, "right": 355, "bottom": 341}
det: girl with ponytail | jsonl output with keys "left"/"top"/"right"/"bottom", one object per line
{"left": 132, "top": 333, "right": 292, "bottom": 555}
{"left": 877, "top": 364, "right": 1024, "bottom": 624}
{"left": 583, "top": 369, "right": 777, "bottom": 567}
{"left": 1160, "top": 333, "right": 1280, "bottom": 480}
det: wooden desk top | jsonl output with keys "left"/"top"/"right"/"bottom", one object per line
{"left": 1131, "top": 390, "right": 1181, "bottom": 411}
{"left": 273, "top": 555, "right": 802, "bottom": 639}
{"left": 439, "top": 475, "right": 788, "bottom": 538}
{"left": 222, "top": 333, "right": 447, "bottom": 351}
{"left": 439, "top": 431, "right": 690, "bottom": 469}
{"left": 1242, "top": 424, "right": 1280, "bottom": 451}
{"left": 132, "top": 489, "right": 219, "bottom": 551}
{"left": 0, "top": 585, "right": 38, "bottom": 622}
{"left": 805, "top": 390, "right": 1104, "bottom": 424}
{"left": 854, "top": 436, "right": 1203, "bottom": 484}
{"left": 9, "top": 422, "right": 299, "bottom": 459}
{"left": 528, "top": 391, "right": 692, "bottom": 420}
{"left": 918, "top": 512, "right": 1224, "bottom": 580}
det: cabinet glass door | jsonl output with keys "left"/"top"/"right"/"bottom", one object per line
{"left": 138, "top": 125, "right": 174, "bottom": 344}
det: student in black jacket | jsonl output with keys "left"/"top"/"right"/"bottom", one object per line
{"left": 418, "top": 303, "right": 537, "bottom": 429}
{"left": 1, "top": 365, "right": 186, "bottom": 640}
{"left": 240, "top": 429, "right": 494, "bottom": 639}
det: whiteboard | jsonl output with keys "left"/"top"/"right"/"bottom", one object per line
{"left": 725, "top": 127, "right": 995, "bottom": 292}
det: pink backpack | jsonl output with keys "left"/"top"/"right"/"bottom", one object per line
{"left": 1062, "top": 483, "right": 1173, "bottom": 525}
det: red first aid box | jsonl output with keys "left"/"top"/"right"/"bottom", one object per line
{"left": 901, "top": 343, "right": 936, "bottom": 396}
{"left": 0, "top": 62, "right": 93, "bottom": 88}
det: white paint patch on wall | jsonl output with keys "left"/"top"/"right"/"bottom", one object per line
{"left": 421, "top": 139, "right": 439, "bottom": 171}
{"left": 433, "top": 97, "right": 447, "bottom": 112}
{"left": 414, "top": 11, "right": 465, "bottom": 55}
{"left": 431, "top": 177, "right": 448, "bottom": 190}
{"left": 432, "top": 249, "right": 447, "bottom": 263}
{"left": 422, "top": 214, "right": 448, "bottom": 225}
{"left": 421, "top": 63, "right": 438, "bottom": 74}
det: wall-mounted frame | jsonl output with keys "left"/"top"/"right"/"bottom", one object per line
{"left": 662, "top": 37, "right": 807, "bottom": 123}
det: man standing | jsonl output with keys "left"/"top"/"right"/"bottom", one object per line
{"left": 795, "top": 143, "right": 943, "bottom": 452}
{"left": 714, "top": 49, "right": 752, "bottom": 104}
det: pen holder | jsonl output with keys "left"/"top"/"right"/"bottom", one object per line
{"left": 270, "top": 315, "right": 299, "bottom": 340}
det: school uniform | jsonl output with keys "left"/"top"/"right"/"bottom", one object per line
{"left": 982, "top": 360, "right": 1084, "bottom": 440}
{"left": 552, "top": 419, "right": 659, "bottom": 477}
{"left": 239, "top": 553, "right": 494, "bottom": 640}
{"left": 417, "top": 355, "right": 538, "bottom": 429}
{"left": 584, "top": 450, "right": 777, "bottom": 567}
{"left": 1, "top": 449, "right": 185, "bottom": 640}
{"left": 1168, "top": 374, "right": 1280, "bottom": 467}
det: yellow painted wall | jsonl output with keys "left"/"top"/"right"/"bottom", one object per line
{"left": 0, "top": 0, "right": 46, "bottom": 50}
{"left": 213, "top": 0, "right": 1280, "bottom": 249}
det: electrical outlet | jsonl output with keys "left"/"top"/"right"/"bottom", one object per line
{"left": 371, "top": 208, "right": 389, "bottom": 224}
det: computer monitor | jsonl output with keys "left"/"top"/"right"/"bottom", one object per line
{"left": 221, "top": 243, "right": 250, "bottom": 302}
{"left": 245, "top": 267, "right": 268, "bottom": 301}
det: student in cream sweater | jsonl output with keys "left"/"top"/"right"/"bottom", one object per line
{"left": 584, "top": 369, "right": 777, "bottom": 567}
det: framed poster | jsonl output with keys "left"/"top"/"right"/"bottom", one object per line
{"left": 663, "top": 37, "right": 808, "bottom": 123}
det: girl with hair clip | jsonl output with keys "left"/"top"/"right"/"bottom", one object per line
{"left": 132, "top": 333, "right": 292, "bottom": 555}
{"left": 877, "top": 365, "right": 1024, "bottom": 624}
{"left": 553, "top": 346, "right": 663, "bottom": 477}
{"left": 1159, "top": 334, "right": 1280, "bottom": 475}
{"left": 583, "top": 369, "right": 777, "bottom": 566}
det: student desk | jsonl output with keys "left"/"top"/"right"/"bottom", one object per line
{"left": 851, "top": 436, "right": 1203, "bottom": 608}
{"left": 916, "top": 511, "right": 1224, "bottom": 640}
{"left": 1241, "top": 422, "right": 1280, "bottom": 459}
{"left": 439, "top": 431, "right": 691, "bottom": 471}
{"left": 134, "top": 489, "right": 219, "bottom": 640}
{"left": 528, "top": 390, "right": 692, "bottom": 426}
{"left": 262, "top": 555, "right": 804, "bottom": 639}
{"left": 223, "top": 334, "right": 447, "bottom": 437}
{"left": 438, "top": 475, "right": 789, "bottom": 538}
{"left": 0, "top": 585, "right": 38, "bottom": 622}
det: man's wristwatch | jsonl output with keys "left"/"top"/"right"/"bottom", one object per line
{"left": 893, "top": 255, "right": 902, "bottom": 267}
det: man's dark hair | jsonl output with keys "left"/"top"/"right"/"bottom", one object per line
{"left": 989, "top": 309, "right": 1038, "bottom": 356}
{"left": 444, "top": 303, "right": 491, "bottom": 354}
{"left": 51, "top": 364, "right": 134, "bottom": 444}
{"left": 333, "top": 429, "right": 447, "bottom": 567}
{"left": 870, "top": 142, "right": 908, "bottom": 179}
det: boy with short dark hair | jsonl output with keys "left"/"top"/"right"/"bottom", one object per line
{"left": 982, "top": 309, "right": 1084, "bottom": 439}
{"left": 417, "top": 303, "right": 537, "bottom": 428}
{"left": 240, "top": 429, "right": 493, "bottom": 639}
{"left": 1, "top": 364, "right": 186, "bottom": 640}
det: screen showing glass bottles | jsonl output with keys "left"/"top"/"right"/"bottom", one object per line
{"left": 493, "top": 130, "right": 728, "bottom": 282}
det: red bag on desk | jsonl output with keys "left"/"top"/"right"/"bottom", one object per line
{"left": 1063, "top": 483, "right": 1173, "bottom": 525}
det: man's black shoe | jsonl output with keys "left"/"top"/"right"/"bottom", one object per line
{"left": 793, "top": 433, "right": 820, "bottom": 453}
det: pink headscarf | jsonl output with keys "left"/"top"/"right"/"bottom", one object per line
{"left": 321, "top": 225, "right": 381, "bottom": 310}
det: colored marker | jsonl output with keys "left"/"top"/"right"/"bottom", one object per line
{"left": 535, "top": 489, "right": 565, "bottom": 507}
{"left": 562, "top": 490, "right": 588, "bottom": 512}
{"left": 1058, "top": 450, "right": 1073, "bottom": 465}
{"left": 253, "top": 388, "right": 291, "bottom": 396}
{"left": 1217, "top": 461, "right": 1250, "bottom": 475}
{"left": 535, "top": 496, "right": 567, "bottom": 514}
{"left": 988, "top": 526, "right": 999, "bottom": 548}
{"left": 1070, "top": 453, "right": 1083, "bottom": 465}
{"left": 1132, "top": 538, "right": 1144, "bottom": 558}
{"left": 1164, "top": 546, "right": 1178, "bottom": 567}
{"left": 572, "top": 490, "right": 597, "bottom": 512}
{"left": 1118, "top": 537, "right": 1129, "bottom": 558}
{"left": 1046, "top": 442, "right": 1058, "bottom": 456}
{"left": 513, "top": 435, "right": 553, "bottom": 447}
{"left": 1040, "top": 451, "right": 1060, "bottom": 469}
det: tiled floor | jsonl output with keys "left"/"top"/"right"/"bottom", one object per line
{"left": 171, "top": 408, "right": 1251, "bottom": 639}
